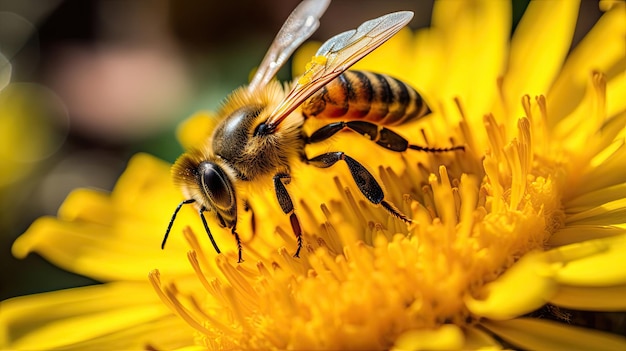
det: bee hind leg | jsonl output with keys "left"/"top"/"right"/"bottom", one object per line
{"left": 230, "top": 227, "right": 244, "bottom": 263}
{"left": 306, "top": 151, "right": 411, "bottom": 223}
{"left": 273, "top": 173, "right": 303, "bottom": 257}
{"left": 308, "top": 120, "right": 464, "bottom": 153}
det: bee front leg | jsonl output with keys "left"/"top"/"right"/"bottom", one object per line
{"left": 273, "top": 173, "right": 303, "bottom": 257}
{"left": 307, "top": 152, "right": 411, "bottom": 223}
{"left": 308, "top": 121, "right": 464, "bottom": 153}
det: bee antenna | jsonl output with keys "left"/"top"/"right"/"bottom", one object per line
{"left": 162, "top": 199, "right": 196, "bottom": 249}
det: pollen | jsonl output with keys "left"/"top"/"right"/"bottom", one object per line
{"left": 298, "top": 55, "right": 329, "bottom": 85}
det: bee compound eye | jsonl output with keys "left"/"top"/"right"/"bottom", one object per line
{"left": 198, "top": 162, "right": 234, "bottom": 210}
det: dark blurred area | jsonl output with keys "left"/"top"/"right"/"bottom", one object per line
{"left": 0, "top": 0, "right": 602, "bottom": 302}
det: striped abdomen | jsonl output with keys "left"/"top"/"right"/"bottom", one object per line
{"left": 301, "top": 70, "right": 430, "bottom": 126}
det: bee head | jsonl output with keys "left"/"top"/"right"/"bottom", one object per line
{"left": 172, "top": 151, "right": 238, "bottom": 228}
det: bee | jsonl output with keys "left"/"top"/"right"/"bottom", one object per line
{"left": 161, "top": 0, "right": 463, "bottom": 262}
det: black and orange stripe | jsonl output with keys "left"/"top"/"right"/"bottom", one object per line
{"left": 301, "top": 70, "right": 430, "bottom": 126}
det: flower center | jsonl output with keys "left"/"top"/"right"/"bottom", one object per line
{"left": 150, "top": 94, "right": 569, "bottom": 349}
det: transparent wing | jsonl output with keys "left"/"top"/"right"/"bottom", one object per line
{"left": 264, "top": 11, "right": 414, "bottom": 130}
{"left": 247, "top": 0, "right": 331, "bottom": 93}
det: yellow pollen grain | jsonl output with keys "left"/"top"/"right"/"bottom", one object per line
{"left": 297, "top": 55, "right": 329, "bottom": 85}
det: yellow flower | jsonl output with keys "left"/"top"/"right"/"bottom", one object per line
{"left": 3, "top": 0, "right": 626, "bottom": 350}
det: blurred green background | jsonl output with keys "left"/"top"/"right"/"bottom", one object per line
{"left": 0, "top": 0, "right": 603, "bottom": 302}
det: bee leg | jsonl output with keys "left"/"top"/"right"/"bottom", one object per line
{"left": 273, "top": 173, "right": 303, "bottom": 257}
{"left": 307, "top": 152, "right": 411, "bottom": 223}
{"left": 308, "top": 120, "right": 464, "bottom": 153}
{"left": 231, "top": 227, "right": 244, "bottom": 263}
{"left": 198, "top": 207, "right": 222, "bottom": 255}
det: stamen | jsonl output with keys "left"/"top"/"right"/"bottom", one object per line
{"left": 276, "top": 247, "right": 306, "bottom": 275}
{"left": 455, "top": 97, "right": 477, "bottom": 152}
{"left": 216, "top": 255, "right": 258, "bottom": 302}
{"left": 183, "top": 227, "right": 212, "bottom": 272}
{"left": 221, "top": 284, "right": 251, "bottom": 332}
{"left": 162, "top": 288, "right": 213, "bottom": 336}
{"left": 457, "top": 174, "right": 479, "bottom": 239}
{"left": 149, "top": 270, "right": 220, "bottom": 335}
{"left": 483, "top": 156, "right": 504, "bottom": 213}
{"left": 317, "top": 247, "right": 347, "bottom": 281}
{"left": 505, "top": 140, "right": 523, "bottom": 210}
{"left": 430, "top": 166, "right": 457, "bottom": 231}
{"left": 148, "top": 270, "right": 176, "bottom": 312}
{"left": 321, "top": 220, "right": 342, "bottom": 254}
{"left": 522, "top": 95, "right": 532, "bottom": 121}
{"left": 484, "top": 113, "right": 506, "bottom": 162}
{"left": 421, "top": 184, "right": 436, "bottom": 219}
{"left": 341, "top": 184, "right": 369, "bottom": 232}
{"left": 298, "top": 198, "right": 319, "bottom": 235}
{"left": 187, "top": 250, "right": 215, "bottom": 293}
{"left": 518, "top": 118, "right": 532, "bottom": 175}
{"left": 307, "top": 248, "right": 333, "bottom": 284}
{"left": 373, "top": 222, "right": 390, "bottom": 242}
{"left": 275, "top": 226, "right": 296, "bottom": 248}
{"left": 256, "top": 261, "right": 272, "bottom": 279}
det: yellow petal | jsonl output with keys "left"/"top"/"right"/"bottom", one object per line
{"left": 429, "top": 0, "right": 510, "bottom": 127}
{"left": 482, "top": 317, "right": 626, "bottom": 351}
{"left": 551, "top": 234, "right": 626, "bottom": 286}
{"left": 606, "top": 70, "right": 626, "bottom": 119}
{"left": 463, "top": 327, "right": 502, "bottom": 351}
{"left": 57, "top": 188, "right": 115, "bottom": 224}
{"left": 12, "top": 216, "right": 194, "bottom": 281}
{"left": 176, "top": 110, "right": 219, "bottom": 150}
{"left": 565, "top": 198, "right": 626, "bottom": 226}
{"left": 548, "top": 225, "right": 625, "bottom": 247}
{"left": 548, "top": 4, "right": 626, "bottom": 126}
{"left": 11, "top": 154, "right": 209, "bottom": 281}
{"left": 464, "top": 252, "right": 557, "bottom": 320}
{"left": 353, "top": 28, "right": 415, "bottom": 79}
{"left": 596, "top": 111, "right": 626, "bottom": 155}
{"left": 565, "top": 182, "right": 626, "bottom": 213}
{"left": 550, "top": 284, "right": 626, "bottom": 311}
{"left": 574, "top": 141, "right": 626, "bottom": 196}
{"left": 0, "top": 282, "right": 193, "bottom": 350}
{"left": 392, "top": 324, "right": 464, "bottom": 351}
{"left": 502, "top": 0, "right": 580, "bottom": 120}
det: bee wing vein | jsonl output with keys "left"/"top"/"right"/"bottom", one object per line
{"left": 265, "top": 11, "right": 414, "bottom": 129}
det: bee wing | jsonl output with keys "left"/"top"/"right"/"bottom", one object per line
{"left": 264, "top": 11, "right": 414, "bottom": 130}
{"left": 247, "top": 0, "right": 331, "bottom": 93}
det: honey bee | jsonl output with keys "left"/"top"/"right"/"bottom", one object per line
{"left": 162, "top": 0, "right": 463, "bottom": 262}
